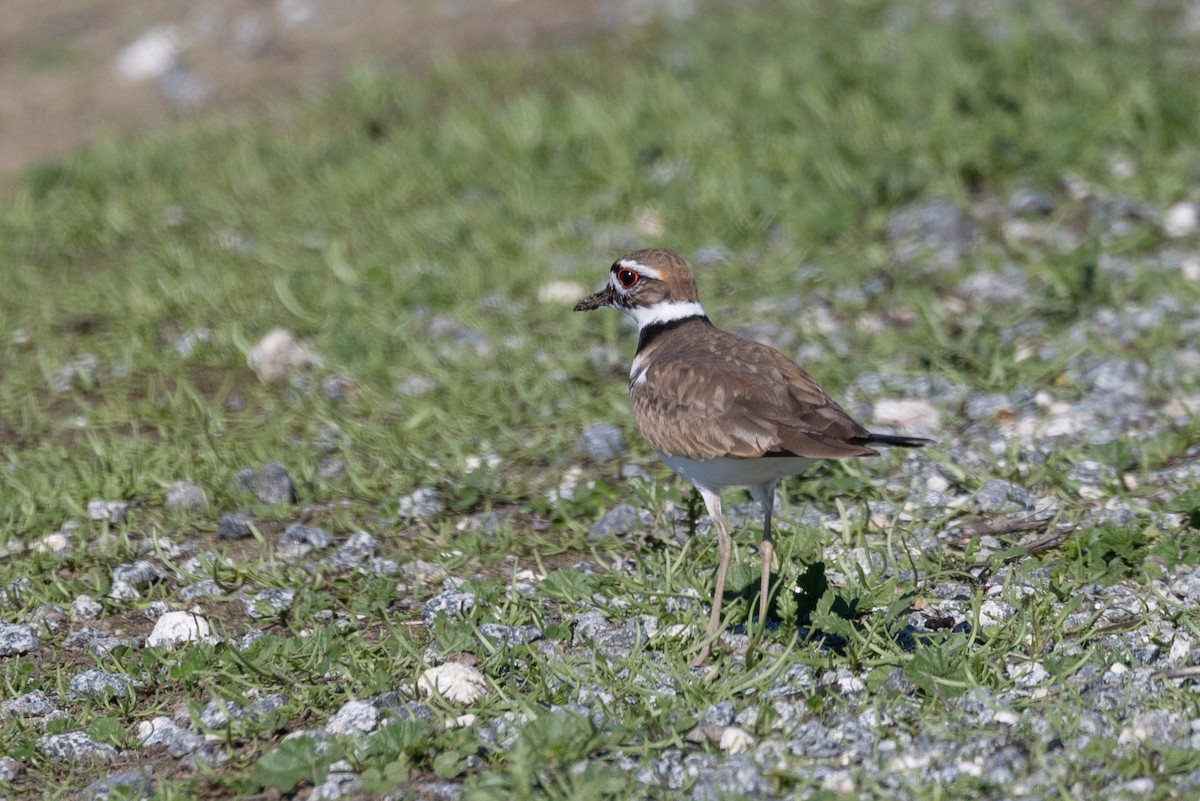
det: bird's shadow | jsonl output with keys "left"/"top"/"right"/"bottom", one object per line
{"left": 726, "top": 561, "right": 971, "bottom": 653}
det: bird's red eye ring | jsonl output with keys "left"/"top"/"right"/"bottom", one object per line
{"left": 616, "top": 268, "right": 639, "bottom": 288}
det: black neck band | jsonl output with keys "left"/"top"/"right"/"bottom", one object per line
{"left": 636, "top": 315, "right": 710, "bottom": 352}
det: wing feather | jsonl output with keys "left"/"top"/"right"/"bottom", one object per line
{"left": 630, "top": 325, "right": 878, "bottom": 461}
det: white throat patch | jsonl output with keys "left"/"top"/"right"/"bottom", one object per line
{"left": 622, "top": 300, "right": 706, "bottom": 331}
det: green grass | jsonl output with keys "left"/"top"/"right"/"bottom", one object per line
{"left": 2, "top": 0, "right": 1200, "bottom": 798}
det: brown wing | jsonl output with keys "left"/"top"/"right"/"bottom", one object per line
{"left": 630, "top": 324, "right": 879, "bottom": 461}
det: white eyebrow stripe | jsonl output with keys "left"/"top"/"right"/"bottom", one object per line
{"left": 616, "top": 260, "right": 662, "bottom": 280}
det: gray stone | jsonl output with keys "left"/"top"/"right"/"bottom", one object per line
{"left": 401, "top": 781, "right": 464, "bottom": 800}
{"left": 165, "top": 481, "right": 207, "bottom": 512}
{"left": 87, "top": 499, "right": 130, "bottom": 523}
{"left": 428, "top": 315, "right": 491, "bottom": 356}
{"left": 328, "top": 531, "right": 380, "bottom": 573}
{"left": 0, "top": 690, "right": 58, "bottom": 719}
{"left": 322, "top": 375, "right": 353, "bottom": 403}
{"left": 239, "top": 629, "right": 266, "bottom": 651}
{"left": 693, "top": 244, "right": 732, "bottom": 265}
{"left": 0, "top": 755, "right": 23, "bottom": 781}
{"left": 398, "top": 488, "right": 443, "bottom": 522}
{"left": 686, "top": 753, "right": 767, "bottom": 801}
{"left": 885, "top": 199, "right": 974, "bottom": 270}
{"left": 71, "top": 594, "right": 104, "bottom": 621}
{"left": 234, "top": 468, "right": 258, "bottom": 493}
{"left": 38, "top": 731, "right": 118, "bottom": 763}
{"left": 0, "top": 622, "right": 38, "bottom": 656}
{"left": 1069, "top": 460, "right": 1117, "bottom": 485}
{"left": 52, "top": 354, "right": 100, "bottom": 393}
{"left": 1009, "top": 188, "right": 1055, "bottom": 217}
{"left": 964, "top": 393, "right": 1016, "bottom": 423}
{"left": 367, "top": 694, "right": 437, "bottom": 724}
{"left": 280, "top": 523, "right": 333, "bottom": 549}
{"left": 312, "top": 766, "right": 362, "bottom": 800}
{"left": 478, "top": 623, "right": 543, "bottom": 647}
{"left": 326, "top": 700, "right": 378, "bottom": 736}
{"left": 956, "top": 265, "right": 1029, "bottom": 304}
{"left": 931, "top": 581, "right": 973, "bottom": 600}
{"left": 257, "top": 462, "right": 297, "bottom": 504}
{"left": 69, "top": 669, "right": 139, "bottom": 701}
{"left": 78, "top": 768, "right": 153, "bottom": 800}
{"left": 198, "top": 691, "right": 287, "bottom": 728}
{"left": 138, "top": 716, "right": 210, "bottom": 758}
{"left": 700, "top": 700, "right": 735, "bottom": 730}
{"left": 589, "top": 503, "right": 648, "bottom": 541}
{"left": 397, "top": 375, "right": 436, "bottom": 397}
{"left": 399, "top": 559, "right": 449, "bottom": 586}
{"left": 575, "top": 423, "right": 627, "bottom": 462}
{"left": 217, "top": 512, "right": 254, "bottom": 539}
{"left": 25, "top": 603, "right": 67, "bottom": 634}
{"left": 159, "top": 63, "right": 209, "bottom": 109}
{"left": 972, "top": 478, "right": 1035, "bottom": 514}
{"left": 243, "top": 588, "right": 295, "bottom": 619}
{"left": 112, "top": 560, "right": 165, "bottom": 590}
{"left": 422, "top": 589, "right": 477, "bottom": 628}
{"left": 571, "top": 611, "right": 656, "bottom": 660}
{"left": 169, "top": 328, "right": 212, "bottom": 358}
{"left": 64, "top": 626, "right": 125, "bottom": 656}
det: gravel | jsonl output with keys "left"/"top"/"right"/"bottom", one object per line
{"left": 8, "top": 190, "right": 1200, "bottom": 799}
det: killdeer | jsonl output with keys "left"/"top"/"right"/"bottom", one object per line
{"left": 575, "top": 248, "right": 931, "bottom": 665}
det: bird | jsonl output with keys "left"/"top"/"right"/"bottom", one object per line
{"left": 574, "top": 248, "right": 931, "bottom": 665}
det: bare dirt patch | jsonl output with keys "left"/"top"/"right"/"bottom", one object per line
{"left": 0, "top": 0, "right": 623, "bottom": 175}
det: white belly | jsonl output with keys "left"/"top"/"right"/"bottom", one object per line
{"left": 656, "top": 452, "right": 816, "bottom": 493}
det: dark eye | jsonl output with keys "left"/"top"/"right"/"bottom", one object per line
{"left": 616, "top": 268, "right": 639, "bottom": 288}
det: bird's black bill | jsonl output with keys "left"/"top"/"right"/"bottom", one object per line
{"left": 864, "top": 432, "right": 934, "bottom": 448}
{"left": 574, "top": 285, "right": 614, "bottom": 311}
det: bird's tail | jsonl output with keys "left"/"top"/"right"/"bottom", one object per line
{"left": 863, "top": 432, "right": 933, "bottom": 448}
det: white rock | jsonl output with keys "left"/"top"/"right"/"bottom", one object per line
{"left": 1182, "top": 257, "right": 1200, "bottom": 282}
{"left": 35, "top": 532, "right": 71, "bottom": 554}
{"left": 821, "top": 769, "right": 855, "bottom": 793}
{"left": 1164, "top": 201, "right": 1199, "bottom": 238}
{"left": 115, "top": 27, "right": 179, "bottom": 82}
{"left": 537, "top": 281, "right": 586, "bottom": 305}
{"left": 417, "top": 663, "right": 488, "bottom": 705}
{"left": 1169, "top": 635, "right": 1192, "bottom": 664}
{"left": 993, "top": 709, "right": 1020, "bottom": 726}
{"left": 718, "top": 726, "right": 753, "bottom": 754}
{"left": 247, "top": 328, "right": 323, "bottom": 383}
{"left": 147, "top": 611, "right": 211, "bottom": 647}
{"left": 871, "top": 399, "right": 940, "bottom": 433}
{"left": 925, "top": 474, "right": 950, "bottom": 493}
